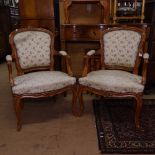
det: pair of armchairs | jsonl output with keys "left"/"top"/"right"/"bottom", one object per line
{"left": 6, "top": 27, "right": 149, "bottom": 131}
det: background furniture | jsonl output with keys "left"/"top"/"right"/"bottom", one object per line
{"left": 60, "top": 0, "right": 155, "bottom": 92}
{"left": 144, "top": 0, "right": 155, "bottom": 90}
{"left": 0, "top": 0, "right": 19, "bottom": 61}
{"left": 6, "top": 27, "right": 76, "bottom": 131}
{"left": 0, "top": 6, "right": 11, "bottom": 60}
{"left": 60, "top": 24, "right": 148, "bottom": 76}
{"left": 78, "top": 26, "right": 149, "bottom": 129}
{"left": 111, "top": 0, "right": 146, "bottom": 23}
{"left": 19, "top": 0, "right": 55, "bottom": 31}
{"left": 0, "top": 0, "right": 19, "bottom": 30}
{"left": 63, "top": 0, "right": 110, "bottom": 24}
{"left": 60, "top": 0, "right": 110, "bottom": 76}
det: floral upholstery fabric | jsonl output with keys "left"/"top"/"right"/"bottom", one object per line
{"left": 79, "top": 70, "right": 144, "bottom": 93}
{"left": 14, "top": 31, "right": 51, "bottom": 69}
{"left": 103, "top": 30, "right": 141, "bottom": 68}
{"left": 12, "top": 71, "right": 76, "bottom": 94}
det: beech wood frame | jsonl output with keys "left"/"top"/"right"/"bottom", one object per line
{"left": 78, "top": 26, "right": 149, "bottom": 129}
{"left": 7, "top": 27, "right": 77, "bottom": 131}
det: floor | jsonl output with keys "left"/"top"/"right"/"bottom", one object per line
{"left": 0, "top": 62, "right": 154, "bottom": 155}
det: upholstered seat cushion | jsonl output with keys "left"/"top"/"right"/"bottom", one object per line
{"left": 12, "top": 71, "right": 76, "bottom": 94}
{"left": 79, "top": 70, "right": 144, "bottom": 93}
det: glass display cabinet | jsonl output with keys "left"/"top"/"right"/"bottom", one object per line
{"left": 111, "top": 0, "right": 146, "bottom": 23}
{"left": 0, "top": 0, "right": 19, "bottom": 30}
{"left": 0, "top": 0, "right": 19, "bottom": 60}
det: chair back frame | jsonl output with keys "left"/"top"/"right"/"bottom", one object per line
{"left": 99, "top": 26, "right": 146, "bottom": 74}
{"left": 78, "top": 26, "right": 149, "bottom": 129}
{"left": 7, "top": 27, "right": 78, "bottom": 131}
{"left": 9, "top": 27, "right": 56, "bottom": 75}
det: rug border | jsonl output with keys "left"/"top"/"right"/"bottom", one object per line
{"left": 93, "top": 99, "right": 155, "bottom": 154}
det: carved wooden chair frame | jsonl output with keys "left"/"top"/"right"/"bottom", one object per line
{"left": 6, "top": 27, "right": 77, "bottom": 131}
{"left": 78, "top": 26, "right": 149, "bottom": 129}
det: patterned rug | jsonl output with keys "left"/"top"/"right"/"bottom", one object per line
{"left": 93, "top": 99, "right": 155, "bottom": 154}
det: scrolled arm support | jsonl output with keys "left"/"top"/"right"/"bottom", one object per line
{"left": 82, "top": 50, "right": 96, "bottom": 77}
{"left": 58, "top": 51, "right": 73, "bottom": 76}
{"left": 141, "top": 53, "right": 149, "bottom": 85}
{"left": 6, "top": 55, "right": 14, "bottom": 86}
{"left": 87, "top": 50, "right": 96, "bottom": 56}
{"left": 59, "top": 50, "right": 67, "bottom": 56}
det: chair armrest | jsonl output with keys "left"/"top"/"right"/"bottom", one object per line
{"left": 58, "top": 51, "right": 73, "bottom": 76}
{"left": 59, "top": 50, "right": 67, "bottom": 56}
{"left": 87, "top": 50, "right": 96, "bottom": 56}
{"left": 141, "top": 53, "right": 149, "bottom": 85}
{"left": 6, "top": 55, "right": 14, "bottom": 86}
{"left": 82, "top": 50, "right": 96, "bottom": 77}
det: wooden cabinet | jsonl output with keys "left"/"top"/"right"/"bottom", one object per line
{"left": 0, "top": 6, "right": 11, "bottom": 60}
{"left": 19, "top": 0, "right": 55, "bottom": 31}
{"left": 60, "top": 0, "right": 110, "bottom": 76}
{"left": 0, "top": 32, "right": 5, "bottom": 60}
{"left": 61, "top": 24, "right": 106, "bottom": 43}
{"left": 0, "top": 1, "right": 20, "bottom": 61}
{"left": 144, "top": 0, "right": 155, "bottom": 88}
{"left": 63, "top": 0, "right": 110, "bottom": 24}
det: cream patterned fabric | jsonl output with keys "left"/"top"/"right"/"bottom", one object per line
{"left": 14, "top": 31, "right": 51, "bottom": 69}
{"left": 12, "top": 71, "right": 76, "bottom": 94}
{"left": 103, "top": 30, "right": 141, "bottom": 68}
{"left": 79, "top": 70, "right": 144, "bottom": 93}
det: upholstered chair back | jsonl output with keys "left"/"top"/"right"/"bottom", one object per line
{"left": 13, "top": 31, "right": 51, "bottom": 69}
{"left": 102, "top": 29, "right": 142, "bottom": 69}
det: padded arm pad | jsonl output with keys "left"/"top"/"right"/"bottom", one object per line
{"left": 87, "top": 50, "right": 96, "bottom": 56}
{"left": 143, "top": 53, "right": 149, "bottom": 59}
{"left": 59, "top": 51, "right": 67, "bottom": 56}
{"left": 6, "top": 55, "right": 12, "bottom": 61}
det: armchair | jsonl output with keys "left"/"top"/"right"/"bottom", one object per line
{"left": 6, "top": 27, "right": 77, "bottom": 131}
{"left": 78, "top": 26, "right": 149, "bottom": 129}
